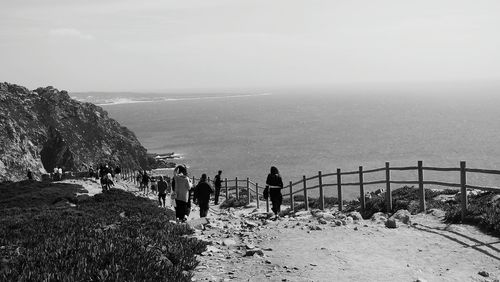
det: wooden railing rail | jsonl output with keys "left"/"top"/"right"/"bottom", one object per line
{"left": 213, "top": 160, "right": 500, "bottom": 222}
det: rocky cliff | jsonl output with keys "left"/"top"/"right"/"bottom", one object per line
{"left": 0, "top": 82, "right": 149, "bottom": 181}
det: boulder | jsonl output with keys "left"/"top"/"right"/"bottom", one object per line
{"left": 345, "top": 217, "right": 354, "bottom": 225}
{"left": 390, "top": 209, "right": 411, "bottom": 225}
{"left": 316, "top": 212, "right": 335, "bottom": 221}
{"left": 371, "top": 212, "right": 387, "bottom": 222}
{"left": 385, "top": 219, "right": 398, "bottom": 229}
{"left": 348, "top": 211, "right": 363, "bottom": 221}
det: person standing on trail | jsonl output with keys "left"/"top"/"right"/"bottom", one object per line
{"left": 194, "top": 174, "right": 214, "bottom": 218}
{"left": 157, "top": 176, "right": 170, "bottom": 208}
{"left": 266, "top": 166, "right": 284, "bottom": 220}
{"left": 213, "top": 170, "right": 222, "bottom": 205}
{"left": 58, "top": 167, "right": 63, "bottom": 181}
{"left": 172, "top": 165, "right": 193, "bottom": 222}
{"left": 136, "top": 171, "right": 143, "bottom": 189}
{"left": 114, "top": 165, "right": 121, "bottom": 183}
{"left": 142, "top": 170, "right": 150, "bottom": 195}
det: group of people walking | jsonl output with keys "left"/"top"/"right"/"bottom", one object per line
{"left": 134, "top": 165, "right": 284, "bottom": 222}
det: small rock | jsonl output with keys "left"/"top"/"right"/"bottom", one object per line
{"left": 478, "top": 271, "right": 489, "bottom": 277}
{"left": 222, "top": 239, "right": 237, "bottom": 247}
{"left": 354, "top": 227, "right": 358, "bottom": 231}
{"left": 244, "top": 249, "right": 264, "bottom": 257}
{"left": 348, "top": 211, "right": 363, "bottom": 221}
{"left": 385, "top": 219, "right": 398, "bottom": 229}
{"left": 335, "top": 220, "right": 342, "bottom": 226}
{"left": 318, "top": 218, "right": 327, "bottom": 225}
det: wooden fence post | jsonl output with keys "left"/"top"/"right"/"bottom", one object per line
{"left": 418, "top": 161, "right": 425, "bottom": 212}
{"left": 289, "top": 181, "right": 294, "bottom": 211}
{"left": 337, "top": 169, "right": 342, "bottom": 211}
{"left": 318, "top": 171, "right": 324, "bottom": 210}
{"left": 359, "top": 166, "right": 365, "bottom": 213}
{"left": 235, "top": 177, "right": 239, "bottom": 200}
{"left": 385, "top": 162, "right": 392, "bottom": 212}
{"left": 460, "top": 161, "right": 467, "bottom": 222}
{"left": 256, "top": 183, "right": 259, "bottom": 208}
{"left": 246, "top": 178, "right": 251, "bottom": 204}
{"left": 266, "top": 189, "right": 270, "bottom": 213}
{"left": 225, "top": 178, "right": 228, "bottom": 199}
{"left": 303, "top": 175, "right": 309, "bottom": 210}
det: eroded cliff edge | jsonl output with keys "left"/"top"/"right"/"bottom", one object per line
{"left": 0, "top": 82, "right": 149, "bottom": 181}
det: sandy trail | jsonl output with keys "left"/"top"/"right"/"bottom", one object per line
{"left": 191, "top": 206, "right": 500, "bottom": 282}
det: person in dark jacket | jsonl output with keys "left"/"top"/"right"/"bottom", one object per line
{"left": 213, "top": 170, "right": 222, "bottom": 205}
{"left": 157, "top": 176, "right": 171, "bottom": 208}
{"left": 266, "top": 166, "right": 284, "bottom": 219}
{"left": 194, "top": 174, "right": 214, "bottom": 218}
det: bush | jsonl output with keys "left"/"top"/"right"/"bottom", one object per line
{"left": 445, "top": 192, "right": 500, "bottom": 235}
{"left": 355, "top": 186, "right": 458, "bottom": 218}
{"left": 0, "top": 183, "right": 207, "bottom": 281}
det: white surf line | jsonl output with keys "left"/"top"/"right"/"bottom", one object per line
{"left": 95, "top": 92, "right": 273, "bottom": 106}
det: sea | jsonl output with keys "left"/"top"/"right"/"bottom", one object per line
{"left": 72, "top": 83, "right": 500, "bottom": 199}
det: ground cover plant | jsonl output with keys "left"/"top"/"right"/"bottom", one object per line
{"left": 344, "top": 186, "right": 458, "bottom": 218}
{"left": 0, "top": 181, "right": 207, "bottom": 281}
{"left": 444, "top": 192, "right": 500, "bottom": 235}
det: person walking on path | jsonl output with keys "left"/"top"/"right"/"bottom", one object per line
{"left": 213, "top": 170, "right": 222, "bottom": 205}
{"left": 114, "top": 166, "right": 121, "bottom": 183}
{"left": 172, "top": 165, "right": 193, "bottom": 222}
{"left": 142, "top": 170, "right": 150, "bottom": 195}
{"left": 194, "top": 174, "right": 214, "bottom": 218}
{"left": 157, "top": 176, "right": 171, "bottom": 208}
{"left": 266, "top": 166, "right": 284, "bottom": 220}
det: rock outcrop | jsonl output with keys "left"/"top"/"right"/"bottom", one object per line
{"left": 0, "top": 82, "right": 149, "bottom": 181}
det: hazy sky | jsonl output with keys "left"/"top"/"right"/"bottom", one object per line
{"left": 1, "top": 0, "right": 500, "bottom": 92}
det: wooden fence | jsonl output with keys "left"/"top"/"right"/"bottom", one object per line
{"left": 120, "top": 161, "right": 500, "bottom": 221}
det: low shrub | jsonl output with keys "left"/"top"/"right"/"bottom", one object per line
{"left": 445, "top": 192, "right": 500, "bottom": 235}
{"left": 0, "top": 183, "right": 207, "bottom": 281}
{"left": 353, "top": 186, "right": 458, "bottom": 218}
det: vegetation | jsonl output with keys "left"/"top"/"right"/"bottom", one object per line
{"left": 343, "top": 186, "right": 457, "bottom": 218}
{"left": 444, "top": 192, "right": 500, "bottom": 234}
{"left": 0, "top": 181, "right": 207, "bottom": 281}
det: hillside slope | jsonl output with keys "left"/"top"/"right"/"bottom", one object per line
{"left": 0, "top": 82, "right": 149, "bottom": 181}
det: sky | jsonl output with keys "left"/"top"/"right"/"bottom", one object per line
{"left": 1, "top": 0, "right": 500, "bottom": 92}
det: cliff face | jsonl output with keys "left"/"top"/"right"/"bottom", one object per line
{"left": 0, "top": 82, "right": 149, "bottom": 181}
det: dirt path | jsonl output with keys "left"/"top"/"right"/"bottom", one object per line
{"left": 190, "top": 206, "right": 500, "bottom": 282}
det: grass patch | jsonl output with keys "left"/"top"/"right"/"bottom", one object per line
{"left": 0, "top": 181, "right": 207, "bottom": 281}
